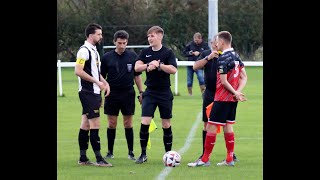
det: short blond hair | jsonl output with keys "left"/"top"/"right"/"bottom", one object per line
{"left": 147, "top": 26, "right": 164, "bottom": 35}
{"left": 217, "top": 31, "right": 232, "bottom": 44}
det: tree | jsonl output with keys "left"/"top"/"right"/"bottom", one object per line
{"left": 57, "top": 0, "right": 263, "bottom": 61}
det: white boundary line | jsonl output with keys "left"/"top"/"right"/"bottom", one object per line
{"left": 155, "top": 111, "right": 202, "bottom": 180}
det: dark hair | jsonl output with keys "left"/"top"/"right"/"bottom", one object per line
{"left": 147, "top": 26, "right": 164, "bottom": 35}
{"left": 85, "top": 23, "right": 102, "bottom": 38}
{"left": 217, "top": 31, "right": 232, "bottom": 44}
{"left": 113, "top": 30, "right": 129, "bottom": 41}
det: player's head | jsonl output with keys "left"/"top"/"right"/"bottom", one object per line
{"left": 85, "top": 23, "right": 103, "bottom": 45}
{"left": 210, "top": 34, "right": 218, "bottom": 50}
{"left": 113, "top": 30, "right": 129, "bottom": 51}
{"left": 193, "top": 32, "right": 203, "bottom": 45}
{"left": 216, "top": 31, "right": 232, "bottom": 51}
{"left": 147, "top": 26, "right": 164, "bottom": 47}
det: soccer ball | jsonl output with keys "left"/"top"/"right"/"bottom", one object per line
{"left": 162, "top": 150, "right": 181, "bottom": 167}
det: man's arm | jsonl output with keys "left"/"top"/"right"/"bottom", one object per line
{"left": 220, "top": 74, "right": 238, "bottom": 95}
{"left": 134, "top": 75, "right": 144, "bottom": 93}
{"left": 135, "top": 60, "right": 149, "bottom": 72}
{"left": 193, "top": 54, "right": 208, "bottom": 71}
{"left": 193, "top": 51, "right": 219, "bottom": 71}
{"left": 75, "top": 64, "right": 99, "bottom": 84}
{"left": 157, "top": 62, "right": 177, "bottom": 74}
{"left": 99, "top": 74, "right": 110, "bottom": 97}
{"left": 134, "top": 75, "right": 144, "bottom": 104}
{"left": 236, "top": 68, "right": 247, "bottom": 92}
{"left": 182, "top": 43, "right": 193, "bottom": 57}
{"left": 220, "top": 66, "right": 247, "bottom": 101}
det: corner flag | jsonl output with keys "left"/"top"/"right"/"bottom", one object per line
{"left": 147, "top": 119, "right": 157, "bottom": 149}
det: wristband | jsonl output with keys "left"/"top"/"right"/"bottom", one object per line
{"left": 204, "top": 56, "right": 209, "bottom": 61}
{"left": 158, "top": 62, "right": 164, "bottom": 71}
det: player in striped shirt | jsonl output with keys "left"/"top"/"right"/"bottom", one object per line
{"left": 75, "top": 23, "right": 112, "bottom": 167}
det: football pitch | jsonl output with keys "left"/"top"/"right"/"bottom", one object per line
{"left": 57, "top": 66, "right": 263, "bottom": 180}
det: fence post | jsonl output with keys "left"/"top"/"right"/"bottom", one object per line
{"left": 174, "top": 70, "right": 178, "bottom": 95}
{"left": 174, "top": 58, "right": 179, "bottom": 95}
{"left": 57, "top": 60, "right": 63, "bottom": 96}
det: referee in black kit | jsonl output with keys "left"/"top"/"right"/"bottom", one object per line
{"left": 100, "top": 30, "right": 144, "bottom": 161}
{"left": 134, "top": 26, "right": 178, "bottom": 164}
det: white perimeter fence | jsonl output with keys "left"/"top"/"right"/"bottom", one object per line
{"left": 57, "top": 45, "right": 263, "bottom": 96}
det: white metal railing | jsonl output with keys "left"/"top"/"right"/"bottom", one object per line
{"left": 57, "top": 59, "right": 263, "bottom": 96}
{"left": 103, "top": 45, "right": 149, "bottom": 49}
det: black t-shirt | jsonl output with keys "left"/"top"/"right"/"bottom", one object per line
{"left": 138, "top": 46, "right": 177, "bottom": 88}
{"left": 198, "top": 49, "right": 218, "bottom": 92}
{"left": 100, "top": 49, "right": 141, "bottom": 90}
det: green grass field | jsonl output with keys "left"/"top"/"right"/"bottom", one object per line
{"left": 57, "top": 66, "right": 263, "bottom": 180}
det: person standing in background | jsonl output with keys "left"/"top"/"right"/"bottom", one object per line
{"left": 183, "top": 32, "right": 210, "bottom": 96}
{"left": 74, "top": 23, "right": 112, "bottom": 167}
{"left": 100, "top": 30, "right": 144, "bottom": 161}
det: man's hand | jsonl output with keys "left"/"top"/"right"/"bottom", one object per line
{"left": 233, "top": 91, "right": 247, "bottom": 102}
{"left": 192, "top": 51, "right": 200, "bottom": 56}
{"left": 147, "top": 63, "right": 157, "bottom": 72}
{"left": 97, "top": 81, "right": 105, "bottom": 91}
{"left": 147, "top": 60, "right": 160, "bottom": 72}
{"left": 138, "top": 93, "right": 143, "bottom": 105}
{"left": 104, "top": 82, "right": 110, "bottom": 97}
{"left": 207, "top": 51, "right": 220, "bottom": 60}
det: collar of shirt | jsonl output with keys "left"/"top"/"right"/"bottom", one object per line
{"left": 222, "top": 48, "right": 234, "bottom": 54}
{"left": 84, "top": 40, "right": 97, "bottom": 51}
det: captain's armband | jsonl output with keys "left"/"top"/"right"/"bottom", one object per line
{"left": 76, "top": 58, "right": 86, "bottom": 65}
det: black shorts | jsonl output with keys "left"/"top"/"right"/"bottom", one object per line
{"left": 141, "top": 87, "right": 173, "bottom": 119}
{"left": 104, "top": 88, "right": 135, "bottom": 116}
{"left": 78, "top": 91, "right": 102, "bottom": 119}
{"left": 208, "top": 101, "right": 238, "bottom": 125}
{"left": 202, "top": 89, "right": 215, "bottom": 122}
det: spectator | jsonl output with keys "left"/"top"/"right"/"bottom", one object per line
{"left": 183, "top": 32, "right": 210, "bottom": 96}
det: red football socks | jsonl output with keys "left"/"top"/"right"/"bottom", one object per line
{"left": 201, "top": 132, "right": 216, "bottom": 162}
{"left": 224, "top": 132, "right": 235, "bottom": 162}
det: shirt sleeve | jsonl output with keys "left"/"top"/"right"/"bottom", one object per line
{"left": 197, "top": 50, "right": 208, "bottom": 60}
{"left": 76, "top": 48, "right": 90, "bottom": 65}
{"left": 182, "top": 42, "right": 193, "bottom": 57}
{"left": 133, "top": 52, "right": 142, "bottom": 76}
{"left": 167, "top": 49, "right": 177, "bottom": 68}
{"left": 100, "top": 54, "right": 108, "bottom": 79}
{"left": 137, "top": 49, "right": 146, "bottom": 63}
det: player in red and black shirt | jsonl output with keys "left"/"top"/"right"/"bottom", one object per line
{"left": 189, "top": 35, "right": 238, "bottom": 165}
{"left": 188, "top": 31, "right": 247, "bottom": 167}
